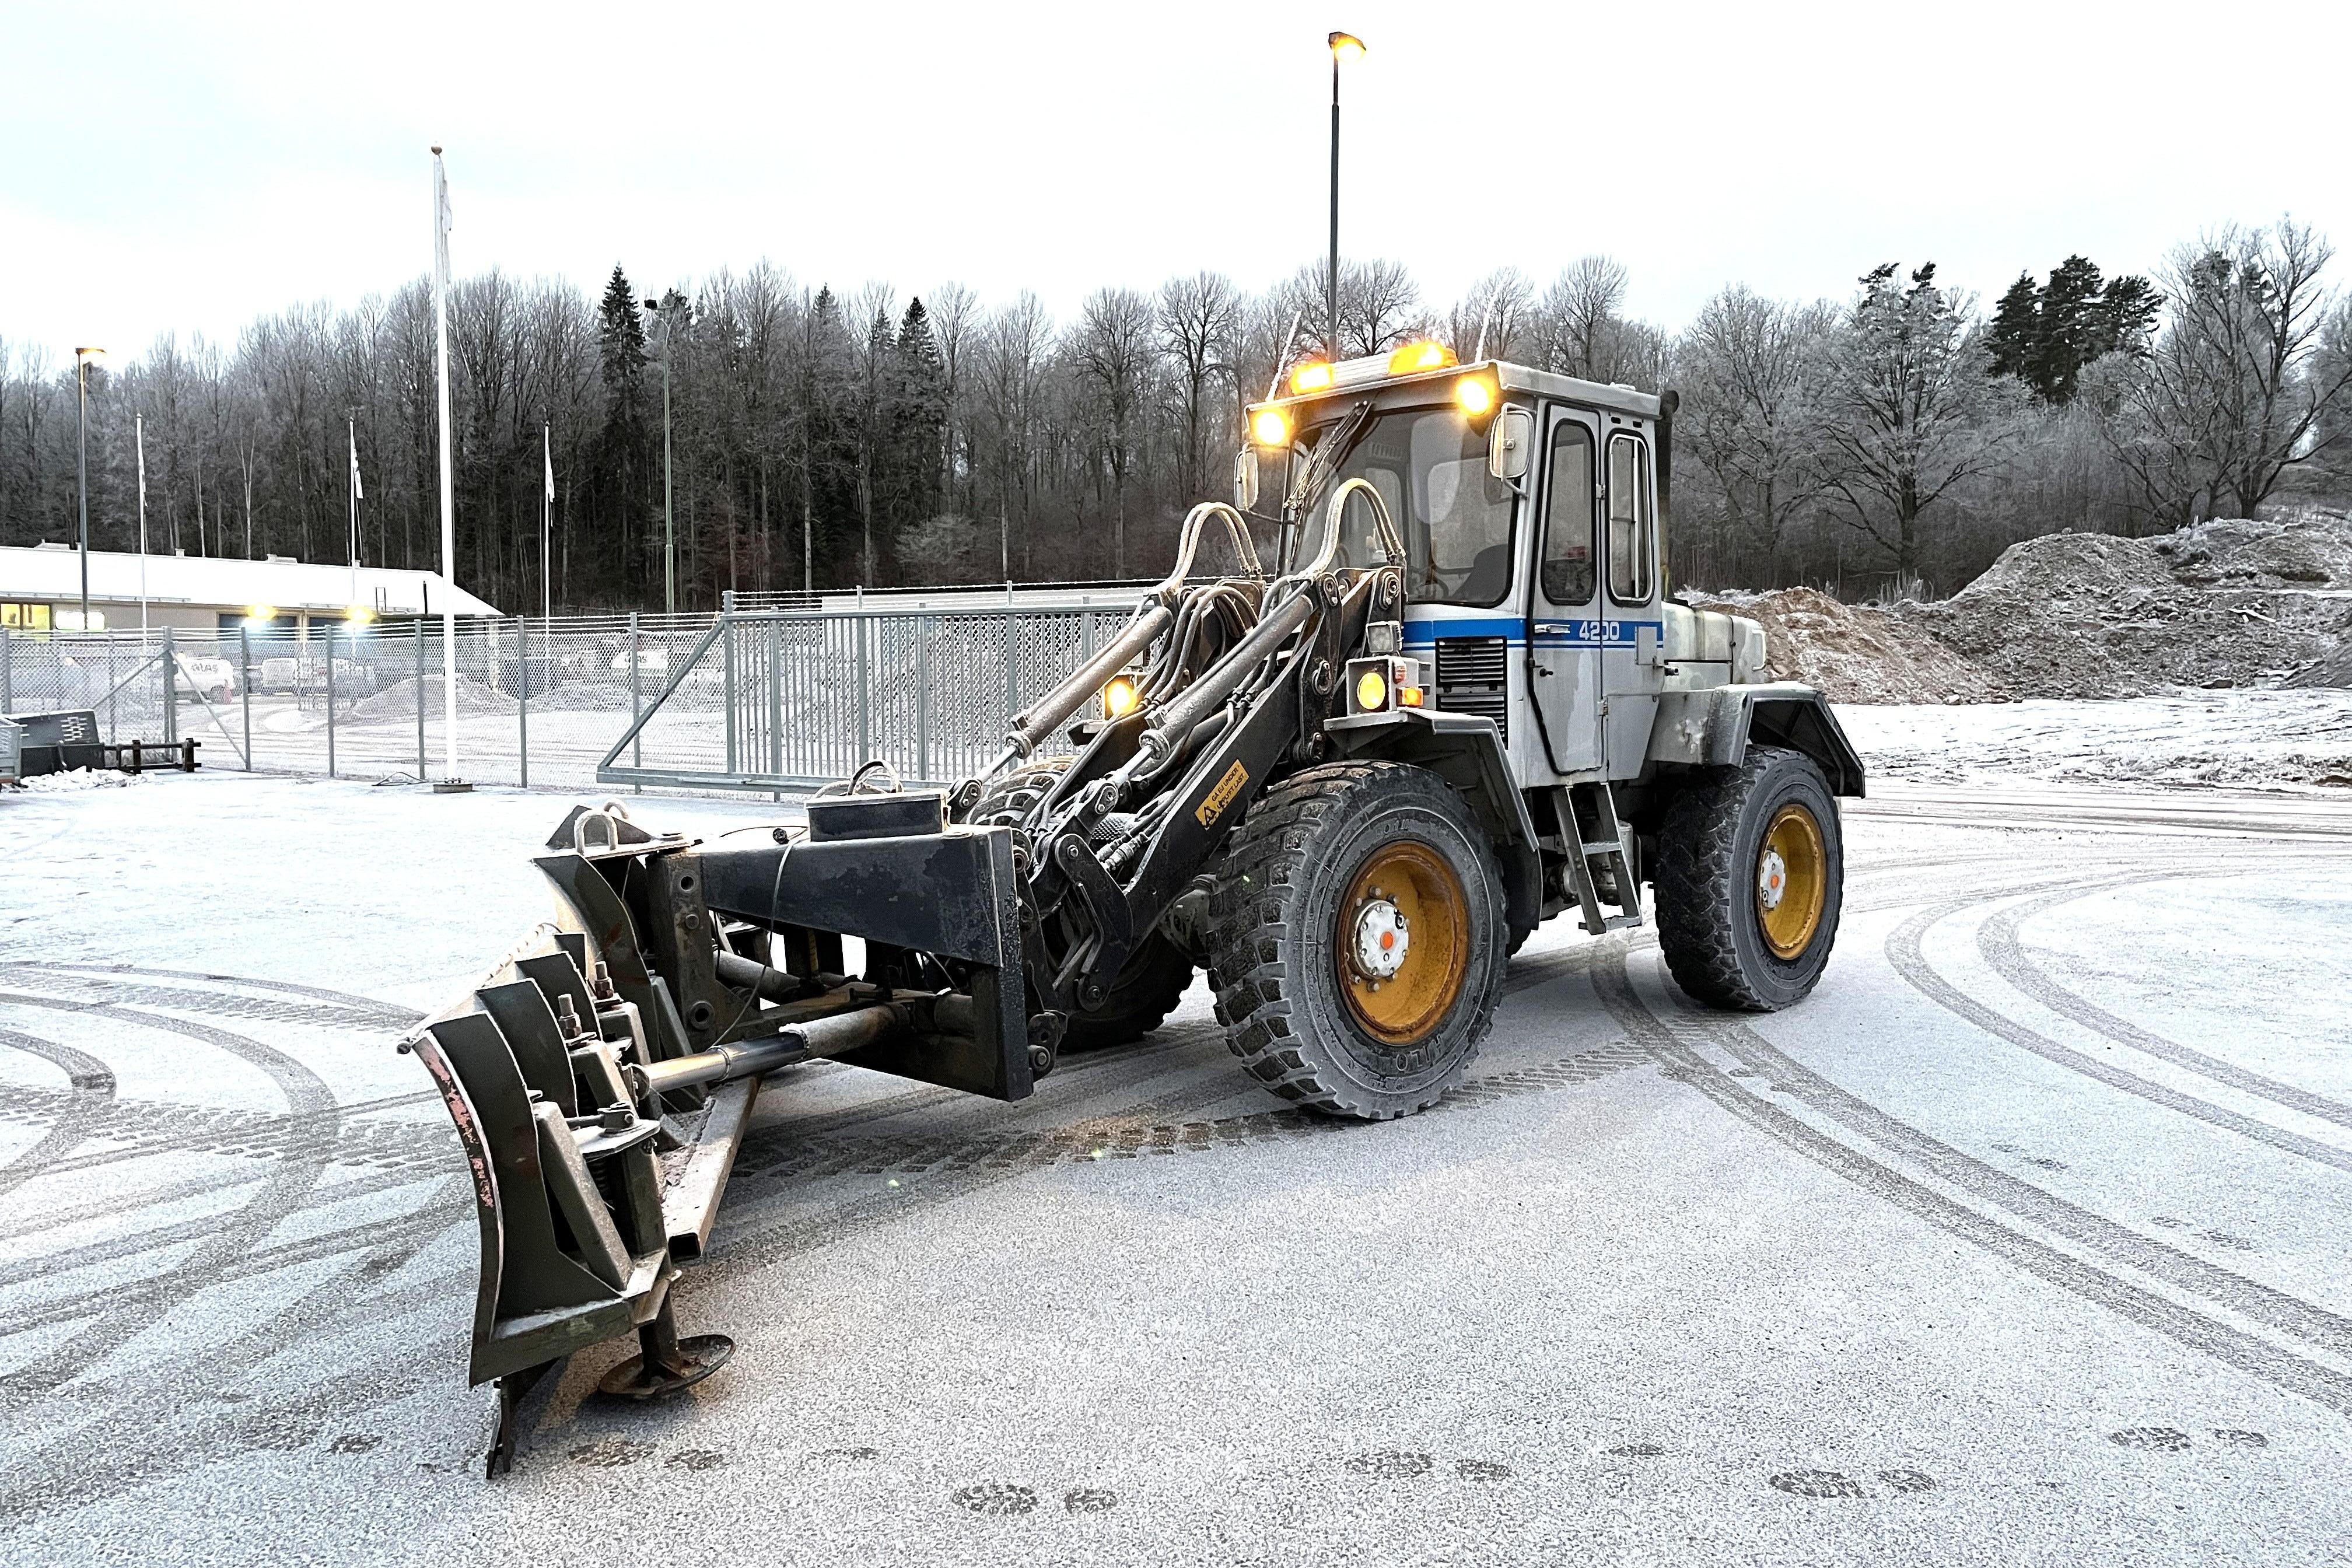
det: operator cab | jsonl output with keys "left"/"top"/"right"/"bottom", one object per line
{"left": 1239, "top": 345, "right": 1671, "bottom": 786}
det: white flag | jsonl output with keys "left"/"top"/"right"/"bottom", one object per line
{"left": 543, "top": 425, "right": 555, "bottom": 503}
{"left": 349, "top": 426, "right": 363, "bottom": 501}
{"left": 433, "top": 151, "right": 454, "bottom": 286}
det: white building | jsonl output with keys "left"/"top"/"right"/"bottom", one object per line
{"left": 0, "top": 543, "right": 499, "bottom": 636}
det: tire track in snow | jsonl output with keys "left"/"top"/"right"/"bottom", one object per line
{"left": 1591, "top": 943, "right": 2352, "bottom": 1421}
{"left": 1976, "top": 882, "right": 2352, "bottom": 1131}
{"left": 1883, "top": 894, "right": 2352, "bottom": 1177}
{"left": 0, "top": 1028, "right": 114, "bottom": 1199}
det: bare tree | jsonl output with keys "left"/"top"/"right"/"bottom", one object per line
{"left": 1674, "top": 287, "right": 1836, "bottom": 579}
{"left": 2098, "top": 219, "right": 2352, "bottom": 523}
{"left": 1073, "top": 286, "right": 1154, "bottom": 575}
{"left": 1813, "top": 264, "right": 2021, "bottom": 584}
{"left": 1156, "top": 270, "right": 1240, "bottom": 507}
{"left": 928, "top": 281, "right": 981, "bottom": 512}
{"left": 1442, "top": 268, "right": 1536, "bottom": 362}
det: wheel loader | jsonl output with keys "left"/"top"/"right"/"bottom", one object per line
{"left": 402, "top": 344, "right": 1863, "bottom": 1472}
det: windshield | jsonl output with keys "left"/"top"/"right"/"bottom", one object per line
{"left": 1297, "top": 406, "right": 1516, "bottom": 607}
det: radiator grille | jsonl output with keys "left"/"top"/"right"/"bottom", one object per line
{"left": 1433, "top": 636, "right": 1508, "bottom": 741}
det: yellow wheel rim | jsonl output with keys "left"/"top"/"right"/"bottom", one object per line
{"left": 1755, "top": 803, "right": 1827, "bottom": 960}
{"left": 1337, "top": 841, "right": 1471, "bottom": 1045}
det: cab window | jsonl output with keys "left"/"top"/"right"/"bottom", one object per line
{"left": 1312, "top": 407, "right": 1516, "bottom": 607}
{"left": 1606, "top": 433, "right": 1653, "bottom": 603}
{"left": 1539, "top": 421, "right": 1594, "bottom": 606}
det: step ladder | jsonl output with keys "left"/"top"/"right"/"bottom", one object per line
{"left": 1550, "top": 782, "right": 1642, "bottom": 936}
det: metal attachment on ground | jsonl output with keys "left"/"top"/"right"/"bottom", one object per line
{"left": 596, "top": 1298, "right": 734, "bottom": 1402}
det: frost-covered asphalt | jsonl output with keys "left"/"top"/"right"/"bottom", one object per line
{"left": 3, "top": 765, "right": 2351, "bottom": 1565}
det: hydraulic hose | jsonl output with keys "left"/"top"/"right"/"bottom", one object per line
{"left": 995, "top": 502, "right": 1264, "bottom": 765}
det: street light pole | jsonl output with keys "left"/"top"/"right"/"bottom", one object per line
{"left": 1326, "top": 33, "right": 1364, "bottom": 362}
{"left": 645, "top": 298, "right": 674, "bottom": 617}
{"left": 74, "top": 346, "right": 104, "bottom": 629}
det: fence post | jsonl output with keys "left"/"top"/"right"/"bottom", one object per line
{"left": 324, "top": 622, "right": 337, "bottom": 778}
{"left": 241, "top": 625, "right": 253, "bottom": 772}
{"left": 722, "top": 615, "right": 738, "bottom": 777}
{"left": 767, "top": 615, "right": 783, "bottom": 798}
{"left": 2, "top": 626, "right": 10, "bottom": 713}
{"left": 414, "top": 618, "right": 426, "bottom": 781}
{"left": 1003, "top": 606, "right": 1019, "bottom": 733}
{"left": 854, "top": 612, "right": 871, "bottom": 765}
{"left": 916, "top": 615, "right": 932, "bottom": 785}
{"left": 162, "top": 627, "right": 177, "bottom": 746}
{"left": 517, "top": 616, "right": 530, "bottom": 790}
{"left": 106, "top": 635, "right": 117, "bottom": 741}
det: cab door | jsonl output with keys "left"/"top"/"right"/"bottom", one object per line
{"left": 1525, "top": 407, "right": 1603, "bottom": 776}
{"left": 1598, "top": 422, "right": 1664, "bottom": 779}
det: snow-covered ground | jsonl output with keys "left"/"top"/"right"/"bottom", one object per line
{"left": 1840, "top": 688, "right": 2352, "bottom": 793}
{"left": 4, "top": 734, "right": 2352, "bottom": 1565}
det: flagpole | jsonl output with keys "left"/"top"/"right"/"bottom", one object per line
{"left": 542, "top": 422, "right": 553, "bottom": 622}
{"left": 136, "top": 414, "right": 149, "bottom": 636}
{"left": 430, "top": 145, "right": 467, "bottom": 790}
{"left": 348, "top": 416, "right": 360, "bottom": 612}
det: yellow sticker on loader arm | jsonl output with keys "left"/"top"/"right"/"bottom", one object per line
{"left": 1195, "top": 760, "right": 1251, "bottom": 827}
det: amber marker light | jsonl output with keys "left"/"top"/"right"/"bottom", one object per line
{"left": 1290, "top": 362, "right": 1334, "bottom": 394}
{"left": 1455, "top": 376, "right": 1497, "bottom": 418}
{"left": 1251, "top": 407, "right": 1292, "bottom": 447}
{"left": 1387, "top": 340, "right": 1457, "bottom": 375}
{"left": 1102, "top": 673, "right": 1140, "bottom": 720}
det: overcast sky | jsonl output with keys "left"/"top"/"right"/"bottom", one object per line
{"left": 6, "top": 0, "right": 2348, "bottom": 363}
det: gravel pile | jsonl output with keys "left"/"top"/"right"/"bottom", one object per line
{"left": 1683, "top": 587, "right": 2008, "bottom": 705}
{"left": 525, "top": 681, "right": 636, "bottom": 712}
{"left": 1898, "top": 509, "right": 2352, "bottom": 699}
{"left": 349, "top": 674, "right": 517, "bottom": 720}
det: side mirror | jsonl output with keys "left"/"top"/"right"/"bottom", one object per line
{"left": 1487, "top": 407, "right": 1532, "bottom": 482}
{"left": 1233, "top": 447, "right": 1259, "bottom": 512}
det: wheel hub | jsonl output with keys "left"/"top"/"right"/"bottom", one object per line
{"left": 1755, "top": 803, "right": 1827, "bottom": 960}
{"left": 1336, "top": 841, "right": 1471, "bottom": 1046}
{"left": 1350, "top": 895, "right": 1410, "bottom": 980}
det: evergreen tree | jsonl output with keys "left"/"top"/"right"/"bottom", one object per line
{"left": 2088, "top": 275, "right": 2164, "bottom": 360}
{"left": 880, "top": 296, "right": 948, "bottom": 548}
{"left": 2032, "top": 255, "right": 2107, "bottom": 404}
{"left": 592, "top": 265, "right": 650, "bottom": 591}
{"left": 1986, "top": 272, "right": 2042, "bottom": 386}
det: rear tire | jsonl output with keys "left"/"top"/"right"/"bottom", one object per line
{"left": 1653, "top": 746, "right": 1843, "bottom": 1010}
{"left": 1206, "top": 761, "right": 1507, "bottom": 1119}
{"left": 971, "top": 757, "right": 1194, "bottom": 1051}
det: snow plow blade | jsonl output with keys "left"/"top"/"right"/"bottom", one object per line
{"left": 399, "top": 797, "right": 1033, "bottom": 1474}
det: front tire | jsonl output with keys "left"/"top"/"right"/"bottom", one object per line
{"left": 1206, "top": 761, "right": 1507, "bottom": 1119}
{"left": 1653, "top": 746, "right": 1843, "bottom": 1010}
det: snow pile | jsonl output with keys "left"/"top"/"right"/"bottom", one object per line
{"left": 15, "top": 767, "right": 147, "bottom": 793}
{"left": 1900, "top": 510, "right": 2352, "bottom": 698}
{"left": 349, "top": 674, "right": 517, "bottom": 721}
{"left": 1841, "top": 688, "right": 2352, "bottom": 792}
{"left": 524, "top": 681, "right": 636, "bottom": 713}
{"left": 1683, "top": 587, "right": 2007, "bottom": 705}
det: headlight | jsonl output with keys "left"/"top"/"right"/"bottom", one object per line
{"left": 1354, "top": 668, "right": 1387, "bottom": 712}
{"left": 1454, "top": 376, "right": 1496, "bottom": 418}
{"left": 1250, "top": 407, "right": 1291, "bottom": 447}
{"left": 1102, "top": 673, "right": 1140, "bottom": 719}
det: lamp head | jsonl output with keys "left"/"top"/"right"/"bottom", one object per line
{"left": 1329, "top": 31, "right": 1366, "bottom": 62}
{"left": 75, "top": 346, "right": 105, "bottom": 362}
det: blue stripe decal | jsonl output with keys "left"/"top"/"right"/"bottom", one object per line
{"left": 1402, "top": 615, "right": 1664, "bottom": 650}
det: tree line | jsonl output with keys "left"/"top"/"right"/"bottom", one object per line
{"left": 4, "top": 218, "right": 2347, "bottom": 609}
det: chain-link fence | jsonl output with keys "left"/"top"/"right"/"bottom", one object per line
{"left": 0, "top": 594, "right": 1143, "bottom": 796}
